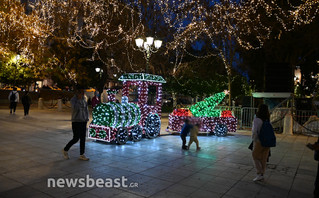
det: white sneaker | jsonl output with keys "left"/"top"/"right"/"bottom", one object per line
{"left": 253, "top": 174, "right": 264, "bottom": 182}
{"left": 62, "top": 149, "right": 69, "bottom": 159}
{"left": 79, "top": 155, "right": 89, "bottom": 161}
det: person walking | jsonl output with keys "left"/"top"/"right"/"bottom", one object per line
{"left": 8, "top": 87, "right": 19, "bottom": 114}
{"left": 180, "top": 119, "right": 192, "bottom": 150}
{"left": 188, "top": 123, "right": 201, "bottom": 151}
{"left": 251, "top": 104, "right": 271, "bottom": 182}
{"left": 62, "top": 87, "right": 90, "bottom": 161}
{"left": 91, "top": 91, "right": 100, "bottom": 109}
{"left": 307, "top": 137, "right": 319, "bottom": 197}
{"left": 21, "top": 91, "right": 32, "bottom": 117}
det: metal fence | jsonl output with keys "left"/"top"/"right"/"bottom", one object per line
{"left": 293, "top": 110, "right": 319, "bottom": 135}
{"left": 218, "top": 106, "right": 319, "bottom": 135}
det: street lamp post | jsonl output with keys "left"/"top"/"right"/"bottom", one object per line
{"left": 135, "top": 37, "right": 162, "bottom": 73}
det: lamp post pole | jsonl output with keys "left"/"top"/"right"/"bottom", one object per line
{"left": 135, "top": 37, "right": 162, "bottom": 73}
{"left": 95, "top": 67, "right": 104, "bottom": 101}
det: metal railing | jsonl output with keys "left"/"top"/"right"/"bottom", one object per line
{"left": 293, "top": 110, "right": 319, "bottom": 135}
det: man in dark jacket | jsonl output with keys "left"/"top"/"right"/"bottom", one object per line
{"left": 180, "top": 119, "right": 192, "bottom": 150}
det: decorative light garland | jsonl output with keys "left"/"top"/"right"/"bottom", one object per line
{"left": 168, "top": 91, "right": 237, "bottom": 136}
{"left": 89, "top": 73, "right": 165, "bottom": 143}
{"left": 189, "top": 92, "right": 226, "bottom": 117}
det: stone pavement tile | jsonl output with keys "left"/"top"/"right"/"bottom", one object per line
{"left": 121, "top": 177, "right": 173, "bottom": 197}
{"left": 189, "top": 189, "right": 223, "bottom": 198}
{"left": 199, "top": 181, "right": 233, "bottom": 195}
{"left": 266, "top": 174, "right": 294, "bottom": 190}
{"left": 178, "top": 173, "right": 212, "bottom": 188}
{"left": 151, "top": 190, "right": 187, "bottom": 198}
{"left": 231, "top": 181, "right": 263, "bottom": 193}
{"left": 30, "top": 176, "right": 93, "bottom": 197}
{"left": 224, "top": 185, "right": 260, "bottom": 198}
{"left": 165, "top": 183, "right": 197, "bottom": 196}
{"left": 0, "top": 158, "right": 42, "bottom": 172}
{"left": 257, "top": 184, "right": 290, "bottom": 198}
{"left": 289, "top": 176, "right": 314, "bottom": 197}
{"left": 111, "top": 191, "right": 145, "bottom": 198}
{"left": 85, "top": 187, "right": 126, "bottom": 198}
{"left": 288, "top": 190, "right": 314, "bottom": 198}
{"left": 294, "top": 169, "right": 316, "bottom": 182}
{"left": 209, "top": 176, "right": 238, "bottom": 188}
{"left": 68, "top": 192, "right": 100, "bottom": 198}
{"left": 125, "top": 173, "right": 154, "bottom": 185}
{"left": 0, "top": 175, "right": 24, "bottom": 193}
{"left": 164, "top": 168, "right": 195, "bottom": 178}
{"left": 217, "top": 167, "right": 250, "bottom": 180}
{"left": 3, "top": 165, "right": 68, "bottom": 185}
{"left": 198, "top": 164, "right": 229, "bottom": 177}
{"left": 154, "top": 172, "right": 187, "bottom": 183}
{"left": 139, "top": 166, "right": 172, "bottom": 178}
{"left": 0, "top": 186, "right": 53, "bottom": 198}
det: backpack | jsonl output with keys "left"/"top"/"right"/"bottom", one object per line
{"left": 10, "top": 92, "right": 16, "bottom": 102}
{"left": 258, "top": 121, "right": 276, "bottom": 147}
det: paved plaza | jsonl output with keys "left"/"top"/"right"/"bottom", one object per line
{"left": 0, "top": 107, "right": 318, "bottom": 198}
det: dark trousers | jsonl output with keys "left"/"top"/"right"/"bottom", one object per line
{"left": 23, "top": 104, "right": 30, "bottom": 116}
{"left": 64, "top": 122, "right": 87, "bottom": 155}
{"left": 315, "top": 162, "right": 319, "bottom": 198}
{"left": 181, "top": 134, "right": 187, "bottom": 149}
{"left": 10, "top": 102, "right": 17, "bottom": 113}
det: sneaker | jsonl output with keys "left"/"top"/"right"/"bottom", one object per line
{"left": 62, "top": 149, "right": 69, "bottom": 159}
{"left": 253, "top": 174, "right": 264, "bottom": 182}
{"left": 79, "top": 155, "right": 89, "bottom": 161}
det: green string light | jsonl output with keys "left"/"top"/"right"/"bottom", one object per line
{"left": 189, "top": 92, "right": 226, "bottom": 117}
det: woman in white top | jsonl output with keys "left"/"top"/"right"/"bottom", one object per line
{"left": 251, "top": 104, "right": 270, "bottom": 182}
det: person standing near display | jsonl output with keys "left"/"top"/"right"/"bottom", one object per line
{"left": 188, "top": 123, "right": 201, "bottom": 151}
{"left": 62, "top": 87, "right": 90, "bottom": 161}
{"left": 180, "top": 119, "right": 192, "bottom": 150}
{"left": 307, "top": 138, "right": 319, "bottom": 197}
{"left": 91, "top": 91, "right": 100, "bottom": 109}
{"left": 21, "top": 91, "right": 32, "bottom": 117}
{"left": 8, "top": 87, "right": 19, "bottom": 114}
{"left": 251, "top": 104, "right": 271, "bottom": 182}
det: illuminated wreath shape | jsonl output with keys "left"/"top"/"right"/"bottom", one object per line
{"left": 131, "top": 125, "right": 142, "bottom": 142}
{"left": 89, "top": 128, "right": 96, "bottom": 137}
{"left": 99, "top": 130, "right": 107, "bottom": 139}
{"left": 145, "top": 113, "right": 161, "bottom": 139}
{"left": 116, "top": 127, "right": 129, "bottom": 145}
{"left": 214, "top": 124, "right": 228, "bottom": 137}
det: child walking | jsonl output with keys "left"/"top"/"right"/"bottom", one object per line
{"left": 188, "top": 123, "right": 201, "bottom": 151}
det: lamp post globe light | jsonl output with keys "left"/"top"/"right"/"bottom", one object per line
{"left": 135, "top": 36, "right": 162, "bottom": 73}
{"left": 95, "top": 67, "right": 103, "bottom": 78}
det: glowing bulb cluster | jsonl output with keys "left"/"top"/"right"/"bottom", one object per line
{"left": 190, "top": 92, "right": 226, "bottom": 117}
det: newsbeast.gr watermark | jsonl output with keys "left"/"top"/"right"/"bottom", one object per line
{"left": 47, "top": 175, "right": 138, "bottom": 188}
